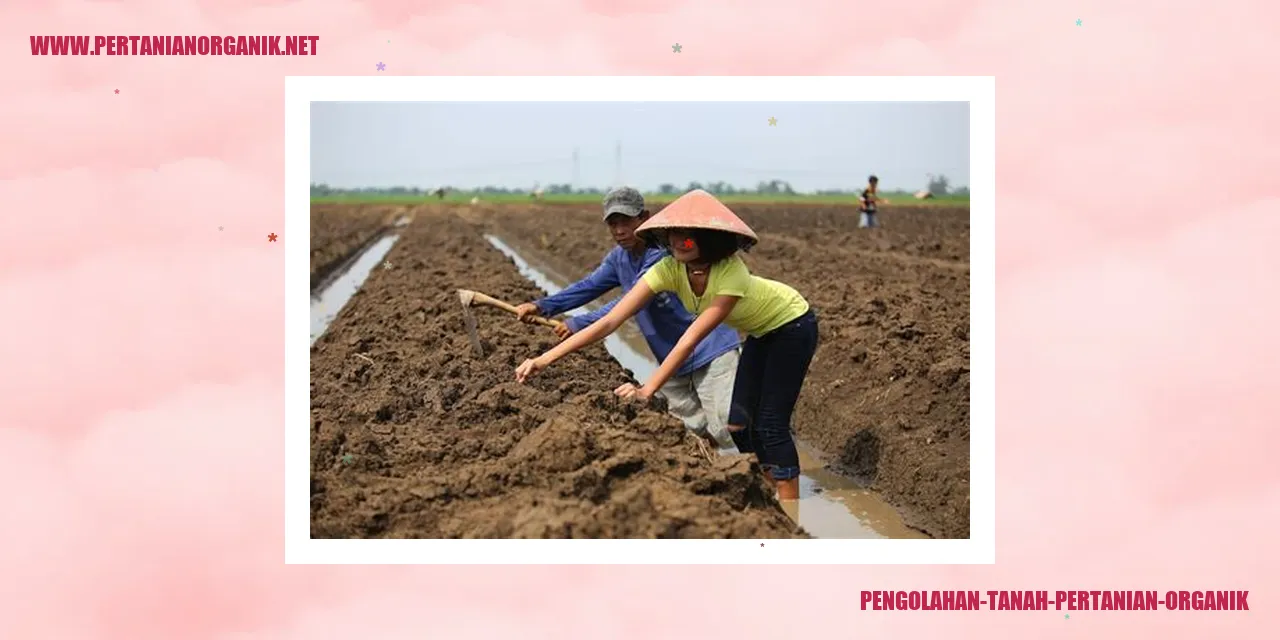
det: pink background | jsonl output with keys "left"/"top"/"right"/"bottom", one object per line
{"left": 3, "top": 0, "right": 1278, "bottom": 637}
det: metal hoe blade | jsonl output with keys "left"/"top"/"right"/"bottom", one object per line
{"left": 457, "top": 289, "right": 484, "bottom": 357}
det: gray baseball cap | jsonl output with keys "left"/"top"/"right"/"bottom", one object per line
{"left": 602, "top": 186, "right": 645, "bottom": 221}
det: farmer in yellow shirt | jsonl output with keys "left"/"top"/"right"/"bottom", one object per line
{"left": 858, "top": 174, "right": 881, "bottom": 228}
{"left": 515, "top": 189, "right": 819, "bottom": 500}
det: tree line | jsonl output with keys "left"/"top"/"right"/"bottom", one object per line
{"left": 310, "top": 175, "right": 967, "bottom": 197}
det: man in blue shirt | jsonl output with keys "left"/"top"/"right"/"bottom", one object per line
{"left": 514, "top": 186, "right": 742, "bottom": 450}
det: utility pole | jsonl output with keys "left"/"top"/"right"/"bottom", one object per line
{"left": 572, "top": 148, "right": 580, "bottom": 192}
{"left": 614, "top": 141, "right": 622, "bottom": 187}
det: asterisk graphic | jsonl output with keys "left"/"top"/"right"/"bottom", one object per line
{"left": 768, "top": 117, "right": 777, "bottom": 126}
{"left": 376, "top": 62, "right": 386, "bottom": 71}
{"left": 1076, "top": 19, "right": 1082, "bottom": 26}
{"left": 383, "top": 261, "right": 393, "bottom": 270}
{"left": 268, "top": 233, "right": 278, "bottom": 242}
{"left": 672, "top": 43, "right": 682, "bottom": 53}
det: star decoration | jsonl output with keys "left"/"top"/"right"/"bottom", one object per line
{"left": 760, "top": 543, "right": 764, "bottom": 547}
{"left": 218, "top": 226, "right": 223, "bottom": 231}
{"left": 1065, "top": 614, "right": 1070, "bottom": 619}
{"left": 768, "top": 117, "right": 777, "bottom": 126}
{"left": 268, "top": 233, "right": 278, "bottom": 242}
{"left": 376, "top": 62, "right": 386, "bottom": 71}
{"left": 1076, "top": 19, "right": 1082, "bottom": 26}
{"left": 383, "top": 261, "right": 393, "bottom": 270}
{"left": 672, "top": 43, "right": 682, "bottom": 53}
{"left": 114, "top": 89, "right": 119, "bottom": 94}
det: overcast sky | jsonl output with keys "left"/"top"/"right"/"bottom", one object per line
{"left": 310, "top": 102, "right": 969, "bottom": 192}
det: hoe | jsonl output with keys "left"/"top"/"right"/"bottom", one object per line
{"left": 456, "top": 289, "right": 564, "bottom": 357}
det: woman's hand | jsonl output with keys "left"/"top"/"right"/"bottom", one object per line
{"left": 613, "top": 382, "right": 653, "bottom": 404}
{"left": 515, "top": 356, "right": 549, "bottom": 383}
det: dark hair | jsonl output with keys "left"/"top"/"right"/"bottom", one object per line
{"left": 642, "top": 228, "right": 747, "bottom": 264}
{"left": 868, "top": 175, "right": 879, "bottom": 183}
{"left": 642, "top": 227, "right": 749, "bottom": 262}
{"left": 693, "top": 229, "right": 745, "bottom": 264}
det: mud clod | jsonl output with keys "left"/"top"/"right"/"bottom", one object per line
{"left": 840, "top": 429, "right": 881, "bottom": 485}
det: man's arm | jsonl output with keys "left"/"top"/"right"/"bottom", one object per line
{"left": 565, "top": 297, "right": 620, "bottom": 333}
{"left": 534, "top": 258, "right": 620, "bottom": 318}
{"left": 567, "top": 250, "right": 664, "bottom": 332}
{"left": 536, "top": 281, "right": 657, "bottom": 368}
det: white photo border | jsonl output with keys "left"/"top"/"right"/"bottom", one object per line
{"left": 285, "top": 76, "right": 995, "bottom": 565}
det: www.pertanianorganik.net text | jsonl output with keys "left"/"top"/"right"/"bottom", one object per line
{"left": 30, "top": 35, "right": 319, "bottom": 56}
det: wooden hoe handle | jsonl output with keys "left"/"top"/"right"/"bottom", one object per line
{"left": 471, "top": 292, "right": 562, "bottom": 328}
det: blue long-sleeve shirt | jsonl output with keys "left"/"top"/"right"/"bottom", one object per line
{"left": 534, "top": 245, "right": 741, "bottom": 378}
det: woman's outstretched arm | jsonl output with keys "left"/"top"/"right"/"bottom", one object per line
{"left": 628, "top": 295, "right": 737, "bottom": 397}
{"left": 516, "top": 280, "right": 656, "bottom": 382}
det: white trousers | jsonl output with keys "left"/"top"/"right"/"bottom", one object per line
{"left": 656, "top": 349, "right": 739, "bottom": 450}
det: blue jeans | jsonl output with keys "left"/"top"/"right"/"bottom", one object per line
{"left": 859, "top": 211, "right": 879, "bottom": 228}
{"left": 727, "top": 309, "right": 819, "bottom": 481}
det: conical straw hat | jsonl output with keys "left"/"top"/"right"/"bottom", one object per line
{"left": 636, "top": 189, "right": 759, "bottom": 249}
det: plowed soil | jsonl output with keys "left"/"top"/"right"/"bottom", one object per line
{"left": 309, "top": 204, "right": 405, "bottom": 290}
{"left": 309, "top": 207, "right": 805, "bottom": 539}
{"left": 478, "top": 202, "right": 971, "bottom": 538}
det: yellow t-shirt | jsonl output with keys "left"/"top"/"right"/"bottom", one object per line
{"left": 640, "top": 254, "right": 810, "bottom": 338}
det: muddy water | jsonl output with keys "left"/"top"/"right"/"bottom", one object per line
{"left": 310, "top": 234, "right": 400, "bottom": 346}
{"left": 310, "top": 216, "right": 412, "bottom": 345}
{"left": 485, "top": 234, "right": 926, "bottom": 539}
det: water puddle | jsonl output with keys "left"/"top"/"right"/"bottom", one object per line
{"left": 790, "top": 447, "right": 927, "bottom": 539}
{"left": 311, "top": 231, "right": 403, "bottom": 346}
{"left": 484, "top": 234, "right": 926, "bottom": 539}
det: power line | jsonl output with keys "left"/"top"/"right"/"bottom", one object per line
{"left": 323, "top": 150, "right": 965, "bottom": 190}
{"left": 572, "top": 148, "right": 580, "bottom": 190}
{"left": 614, "top": 141, "right": 622, "bottom": 187}
{"left": 408, "top": 157, "right": 571, "bottom": 175}
{"left": 393, "top": 151, "right": 961, "bottom": 180}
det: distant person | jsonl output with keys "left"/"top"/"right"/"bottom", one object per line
{"left": 433, "top": 187, "right": 446, "bottom": 200}
{"left": 858, "top": 175, "right": 882, "bottom": 228}
{"left": 513, "top": 186, "right": 742, "bottom": 451}
{"left": 516, "top": 189, "right": 819, "bottom": 501}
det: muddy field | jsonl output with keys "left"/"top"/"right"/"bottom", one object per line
{"left": 310, "top": 208, "right": 804, "bottom": 538}
{"left": 479, "top": 202, "right": 971, "bottom": 538}
{"left": 309, "top": 204, "right": 405, "bottom": 290}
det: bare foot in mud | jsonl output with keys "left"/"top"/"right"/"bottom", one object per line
{"left": 779, "top": 497, "right": 800, "bottom": 523}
